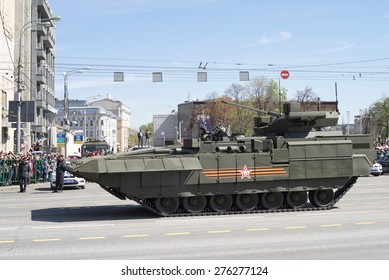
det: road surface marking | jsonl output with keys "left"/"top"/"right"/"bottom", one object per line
{"left": 78, "top": 236, "right": 106, "bottom": 240}
{"left": 355, "top": 222, "right": 376, "bottom": 225}
{"left": 0, "top": 240, "right": 15, "bottom": 244}
{"left": 320, "top": 224, "right": 342, "bottom": 227}
{"left": 166, "top": 231, "right": 191, "bottom": 235}
{"left": 123, "top": 234, "right": 149, "bottom": 238}
{"left": 207, "top": 230, "right": 231, "bottom": 234}
{"left": 285, "top": 226, "right": 306, "bottom": 229}
{"left": 33, "top": 238, "right": 61, "bottom": 242}
{"left": 166, "top": 232, "right": 191, "bottom": 236}
{"left": 246, "top": 228, "right": 270, "bottom": 231}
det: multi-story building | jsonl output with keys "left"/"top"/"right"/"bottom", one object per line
{"left": 0, "top": 0, "right": 16, "bottom": 152}
{"left": 30, "top": 0, "right": 57, "bottom": 150}
{"left": 55, "top": 96, "right": 130, "bottom": 153}
{"left": 89, "top": 95, "right": 130, "bottom": 152}
{"left": 0, "top": 0, "right": 58, "bottom": 154}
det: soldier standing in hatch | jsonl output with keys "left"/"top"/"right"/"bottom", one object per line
{"left": 18, "top": 157, "right": 30, "bottom": 193}
{"left": 53, "top": 155, "right": 66, "bottom": 193}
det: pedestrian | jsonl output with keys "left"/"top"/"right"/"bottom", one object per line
{"left": 137, "top": 130, "right": 143, "bottom": 147}
{"left": 145, "top": 129, "right": 151, "bottom": 147}
{"left": 18, "top": 157, "right": 30, "bottom": 193}
{"left": 53, "top": 155, "right": 66, "bottom": 193}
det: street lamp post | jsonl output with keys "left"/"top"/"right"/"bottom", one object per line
{"left": 63, "top": 67, "right": 90, "bottom": 157}
{"left": 16, "top": 16, "right": 61, "bottom": 154}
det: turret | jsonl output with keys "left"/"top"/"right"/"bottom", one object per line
{"left": 221, "top": 100, "right": 339, "bottom": 137}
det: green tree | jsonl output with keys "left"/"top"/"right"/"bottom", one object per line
{"left": 369, "top": 97, "right": 389, "bottom": 140}
{"left": 128, "top": 128, "right": 138, "bottom": 148}
{"left": 224, "top": 83, "right": 253, "bottom": 135}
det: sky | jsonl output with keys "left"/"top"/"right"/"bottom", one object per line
{"left": 49, "top": 0, "right": 389, "bottom": 129}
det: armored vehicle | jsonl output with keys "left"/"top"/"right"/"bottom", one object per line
{"left": 67, "top": 101, "right": 375, "bottom": 216}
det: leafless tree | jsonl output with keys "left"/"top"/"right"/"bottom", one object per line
{"left": 295, "top": 87, "right": 318, "bottom": 111}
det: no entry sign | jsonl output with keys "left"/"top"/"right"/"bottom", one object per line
{"left": 280, "top": 70, "right": 290, "bottom": 79}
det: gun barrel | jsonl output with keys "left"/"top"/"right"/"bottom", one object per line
{"left": 220, "top": 100, "right": 282, "bottom": 117}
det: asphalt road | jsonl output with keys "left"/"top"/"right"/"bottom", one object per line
{"left": 0, "top": 175, "right": 388, "bottom": 260}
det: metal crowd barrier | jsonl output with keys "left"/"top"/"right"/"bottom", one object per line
{"left": 0, "top": 159, "right": 54, "bottom": 187}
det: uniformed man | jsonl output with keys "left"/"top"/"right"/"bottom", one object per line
{"left": 18, "top": 157, "right": 30, "bottom": 193}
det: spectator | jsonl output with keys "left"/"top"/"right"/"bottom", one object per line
{"left": 137, "top": 130, "right": 143, "bottom": 147}
{"left": 145, "top": 130, "right": 151, "bottom": 147}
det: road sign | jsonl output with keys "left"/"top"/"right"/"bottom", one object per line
{"left": 280, "top": 70, "right": 290, "bottom": 79}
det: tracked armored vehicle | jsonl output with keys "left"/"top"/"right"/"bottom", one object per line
{"left": 67, "top": 101, "right": 375, "bottom": 216}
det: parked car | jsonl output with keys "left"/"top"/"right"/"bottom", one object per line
{"left": 50, "top": 165, "right": 86, "bottom": 190}
{"left": 377, "top": 155, "right": 389, "bottom": 174}
{"left": 370, "top": 162, "right": 383, "bottom": 176}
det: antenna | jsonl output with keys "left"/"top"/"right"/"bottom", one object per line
{"left": 335, "top": 82, "right": 339, "bottom": 113}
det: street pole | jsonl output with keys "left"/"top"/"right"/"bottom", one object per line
{"left": 62, "top": 67, "right": 90, "bottom": 157}
{"left": 15, "top": 16, "right": 61, "bottom": 154}
{"left": 84, "top": 105, "right": 87, "bottom": 142}
{"left": 63, "top": 72, "right": 69, "bottom": 157}
{"left": 278, "top": 78, "right": 282, "bottom": 114}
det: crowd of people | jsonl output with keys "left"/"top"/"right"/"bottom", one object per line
{"left": 0, "top": 151, "right": 58, "bottom": 187}
{"left": 375, "top": 140, "right": 389, "bottom": 159}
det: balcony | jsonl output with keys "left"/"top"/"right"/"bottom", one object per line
{"left": 36, "top": 48, "right": 46, "bottom": 60}
{"left": 43, "top": 34, "right": 55, "bottom": 48}
{"left": 36, "top": 24, "right": 47, "bottom": 36}
{"left": 36, "top": 73, "right": 47, "bottom": 85}
{"left": 38, "top": 0, "right": 50, "bottom": 18}
{"left": 35, "top": 100, "right": 46, "bottom": 109}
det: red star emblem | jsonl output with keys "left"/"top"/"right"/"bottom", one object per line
{"left": 240, "top": 165, "right": 252, "bottom": 179}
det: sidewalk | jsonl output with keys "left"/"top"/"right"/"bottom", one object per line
{"left": 0, "top": 182, "right": 49, "bottom": 193}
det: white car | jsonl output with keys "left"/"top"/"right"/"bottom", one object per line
{"left": 370, "top": 162, "right": 383, "bottom": 176}
{"left": 50, "top": 170, "right": 86, "bottom": 190}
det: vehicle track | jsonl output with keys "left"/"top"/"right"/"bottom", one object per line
{"left": 126, "top": 176, "right": 358, "bottom": 217}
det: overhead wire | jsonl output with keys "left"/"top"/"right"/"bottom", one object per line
{"left": 3, "top": 53, "right": 387, "bottom": 83}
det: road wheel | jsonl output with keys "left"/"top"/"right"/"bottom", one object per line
{"left": 309, "top": 189, "right": 334, "bottom": 207}
{"left": 182, "top": 196, "right": 207, "bottom": 213}
{"left": 209, "top": 195, "right": 233, "bottom": 212}
{"left": 285, "top": 191, "right": 307, "bottom": 209}
{"left": 260, "top": 192, "right": 283, "bottom": 210}
{"left": 235, "top": 194, "right": 258, "bottom": 211}
{"left": 155, "top": 197, "right": 179, "bottom": 215}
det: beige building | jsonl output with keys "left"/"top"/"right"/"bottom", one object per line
{"left": 89, "top": 95, "right": 131, "bottom": 152}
